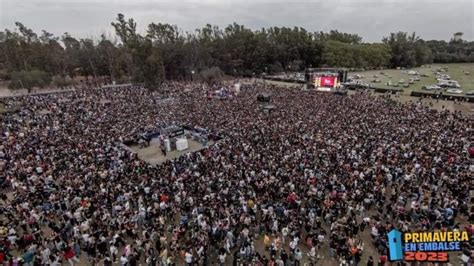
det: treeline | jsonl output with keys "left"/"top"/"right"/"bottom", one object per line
{"left": 0, "top": 14, "right": 473, "bottom": 88}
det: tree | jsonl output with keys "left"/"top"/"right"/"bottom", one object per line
{"left": 383, "top": 32, "right": 431, "bottom": 67}
{"left": 1, "top": 16, "right": 472, "bottom": 89}
{"left": 141, "top": 40, "right": 165, "bottom": 88}
{"left": 97, "top": 35, "right": 119, "bottom": 81}
{"left": 9, "top": 70, "right": 51, "bottom": 90}
{"left": 200, "top": 67, "right": 224, "bottom": 84}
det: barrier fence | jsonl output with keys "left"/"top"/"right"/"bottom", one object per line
{"left": 262, "top": 77, "right": 474, "bottom": 103}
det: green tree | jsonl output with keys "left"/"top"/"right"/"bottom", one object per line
{"left": 9, "top": 70, "right": 51, "bottom": 90}
{"left": 200, "top": 66, "right": 224, "bottom": 84}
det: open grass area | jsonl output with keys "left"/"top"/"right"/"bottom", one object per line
{"left": 350, "top": 63, "right": 474, "bottom": 96}
{"left": 0, "top": 102, "right": 5, "bottom": 114}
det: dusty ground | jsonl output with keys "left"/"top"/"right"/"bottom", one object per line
{"left": 0, "top": 87, "right": 75, "bottom": 98}
{"left": 129, "top": 137, "right": 213, "bottom": 165}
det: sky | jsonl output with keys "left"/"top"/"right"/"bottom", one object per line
{"left": 1, "top": 0, "right": 473, "bottom": 42}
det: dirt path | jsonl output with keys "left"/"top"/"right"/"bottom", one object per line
{"left": 0, "top": 87, "right": 75, "bottom": 98}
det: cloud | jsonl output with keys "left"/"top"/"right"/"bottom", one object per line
{"left": 1, "top": 0, "right": 472, "bottom": 42}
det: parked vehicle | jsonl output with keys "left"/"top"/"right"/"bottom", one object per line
{"left": 422, "top": 85, "right": 442, "bottom": 90}
{"left": 436, "top": 74, "right": 451, "bottom": 81}
{"left": 438, "top": 80, "right": 460, "bottom": 88}
{"left": 446, "top": 88, "right": 463, "bottom": 94}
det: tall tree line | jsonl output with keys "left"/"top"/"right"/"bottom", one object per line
{"left": 0, "top": 14, "right": 473, "bottom": 88}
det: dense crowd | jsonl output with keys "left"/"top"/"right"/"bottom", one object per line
{"left": 0, "top": 81, "right": 472, "bottom": 266}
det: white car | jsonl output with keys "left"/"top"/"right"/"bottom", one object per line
{"left": 438, "top": 80, "right": 460, "bottom": 88}
{"left": 423, "top": 85, "right": 442, "bottom": 90}
{"left": 446, "top": 88, "right": 463, "bottom": 94}
{"left": 466, "top": 91, "right": 474, "bottom": 96}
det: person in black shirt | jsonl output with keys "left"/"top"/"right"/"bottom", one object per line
{"left": 281, "top": 250, "right": 288, "bottom": 265}
{"left": 104, "top": 256, "right": 112, "bottom": 266}
{"left": 367, "top": 255, "right": 374, "bottom": 266}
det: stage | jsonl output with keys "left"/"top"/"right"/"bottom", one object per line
{"left": 128, "top": 137, "right": 214, "bottom": 165}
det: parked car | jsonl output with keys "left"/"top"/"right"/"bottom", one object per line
{"left": 438, "top": 80, "right": 460, "bottom": 88}
{"left": 422, "top": 85, "right": 442, "bottom": 90}
{"left": 408, "top": 78, "right": 414, "bottom": 84}
{"left": 436, "top": 74, "right": 451, "bottom": 81}
{"left": 414, "top": 77, "right": 420, "bottom": 81}
{"left": 446, "top": 88, "right": 463, "bottom": 94}
{"left": 464, "top": 90, "right": 474, "bottom": 96}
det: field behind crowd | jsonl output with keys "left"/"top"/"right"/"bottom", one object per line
{"left": 350, "top": 63, "right": 474, "bottom": 95}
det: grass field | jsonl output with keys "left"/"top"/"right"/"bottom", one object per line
{"left": 350, "top": 63, "right": 474, "bottom": 96}
{"left": 0, "top": 102, "right": 5, "bottom": 114}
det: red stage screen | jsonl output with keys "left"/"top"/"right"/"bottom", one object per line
{"left": 321, "top": 76, "right": 336, "bottom": 87}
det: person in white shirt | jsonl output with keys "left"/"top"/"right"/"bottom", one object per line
{"left": 370, "top": 225, "right": 379, "bottom": 238}
{"left": 218, "top": 252, "right": 226, "bottom": 266}
{"left": 41, "top": 246, "right": 50, "bottom": 264}
{"left": 275, "top": 258, "right": 284, "bottom": 266}
{"left": 289, "top": 239, "right": 297, "bottom": 254}
{"left": 110, "top": 244, "right": 118, "bottom": 262}
{"left": 120, "top": 254, "right": 128, "bottom": 266}
{"left": 307, "top": 246, "right": 316, "bottom": 258}
{"left": 185, "top": 251, "right": 193, "bottom": 265}
{"left": 294, "top": 248, "right": 303, "bottom": 266}
{"left": 281, "top": 227, "right": 289, "bottom": 243}
{"left": 197, "top": 245, "right": 204, "bottom": 259}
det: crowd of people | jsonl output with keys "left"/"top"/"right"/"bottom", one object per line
{"left": 0, "top": 80, "right": 472, "bottom": 265}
